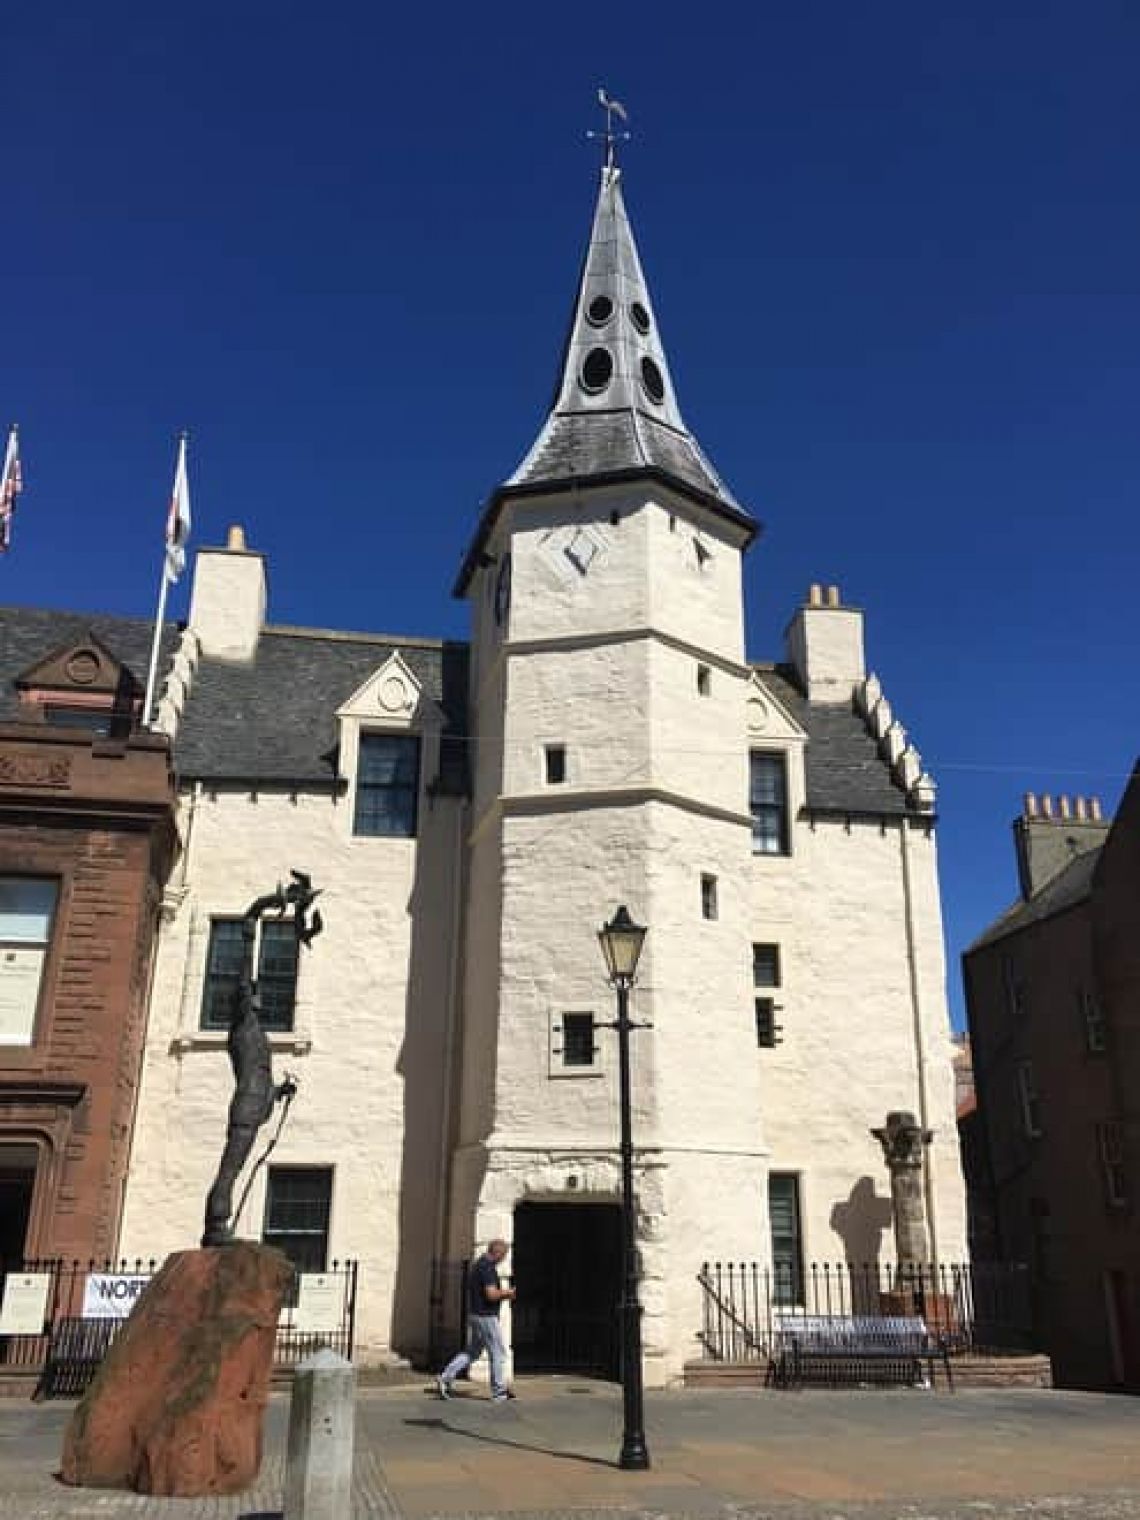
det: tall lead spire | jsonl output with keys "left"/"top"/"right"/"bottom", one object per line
{"left": 506, "top": 163, "right": 749, "bottom": 520}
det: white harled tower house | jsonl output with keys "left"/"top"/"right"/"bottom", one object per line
{"left": 451, "top": 157, "right": 766, "bottom": 1384}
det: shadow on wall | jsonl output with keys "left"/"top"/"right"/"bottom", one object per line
{"left": 390, "top": 645, "right": 470, "bottom": 1364}
{"left": 830, "top": 1176, "right": 893, "bottom": 1267}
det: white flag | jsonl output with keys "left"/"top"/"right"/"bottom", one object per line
{"left": 164, "top": 434, "right": 191, "bottom": 583}
{"left": 0, "top": 425, "right": 23, "bottom": 553}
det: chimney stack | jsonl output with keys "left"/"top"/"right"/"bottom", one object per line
{"left": 1013, "top": 790, "right": 1112, "bottom": 900}
{"left": 785, "top": 584, "right": 866, "bottom": 705}
{"left": 188, "top": 524, "right": 267, "bottom": 664}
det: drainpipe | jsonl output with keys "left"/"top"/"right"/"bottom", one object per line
{"left": 433, "top": 795, "right": 468, "bottom": 1270}
{"left": 898, "top": 817, "right": 940, "bottom": 1272}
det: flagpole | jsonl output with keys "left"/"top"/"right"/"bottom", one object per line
{"left": 142, "top": 562, "right": 171, "bottom": 728}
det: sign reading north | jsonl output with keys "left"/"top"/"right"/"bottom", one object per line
{"left": 82, "top": 1273, "right": 150, "bottom": 1319}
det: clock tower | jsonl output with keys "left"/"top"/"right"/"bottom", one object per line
{"left": 451, "top": 160, "right": 766, "bottom": 1385}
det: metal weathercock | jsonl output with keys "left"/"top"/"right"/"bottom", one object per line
{"left": 588, "top": 88, "right": 630, "bottom": 171}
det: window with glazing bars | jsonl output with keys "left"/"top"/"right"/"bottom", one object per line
{"left": 201, "top": 919, "right": 299, "bottom": 1031}
{"left": 561, "top": 1012, "right": 596, "bottom": 1067}
{"left": 353, "top": 733, "right": 420, "bottom": 837}
{"left": 768, "top": 1173, "right": 804, "bottom": 1305}
{"left": 753, "top": 942, "right": 782, "bottom": 1048}
{"left": 750, "top": 752, "right": 789, "bottom": 855}
{"left": 263, "top": 1166, "right": 333, "bottom": 1274}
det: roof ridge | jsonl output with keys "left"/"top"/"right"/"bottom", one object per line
{"left": 263, "top": 622, "right": 465, "bottom": 651}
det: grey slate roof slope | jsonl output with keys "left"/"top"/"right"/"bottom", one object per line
{"left": 0, "top": 605, "right": 180, "bottom": 720}
{"left": 513, "top": 410, "right": 733, "bottom": 506}
{"left": 967, "top": 846, "right": 1102, "bottom": 952}
{"left": 174, "top": 626, "right": 469, "bottom": 788}
{"left": 753, "top": 665, "right": 911, "bottom": 817}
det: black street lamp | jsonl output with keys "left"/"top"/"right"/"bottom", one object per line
{"left": 598, "top": 904, "right": 650, "bottom": 1472}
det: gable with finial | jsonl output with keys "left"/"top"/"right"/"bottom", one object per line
{"left": 335, "top": 651, "right": 442, "bottom": 731}
{"left": 746, "top": 671, "right": 807, "bottom": 745}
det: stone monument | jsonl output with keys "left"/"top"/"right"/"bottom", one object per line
{"left": 61, "top": 873, "right": 323, "bottom": 1498}
{"left": 872, "top": 1109, "right": 932, "bottom": 1268}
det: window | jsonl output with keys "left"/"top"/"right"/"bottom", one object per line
{"left": 701, "top": 873, "right": 718, "bottom": 920}
{"left": 1097, "top": 1123, "right": 1128, "bottom": 1209}
{"left": 769, "top": 1173, "right": 804, "bottom": 1306}
{"left": 753, "top": 942, "right": 783, "bottom": 1048}
{"left": 43, "top": 705, "right": 115, "bottom": 735}
{"left": 696, "top": 664, "right": 711, "bottom": 696}
{"left": 201, "top": 918, "right": 300, "bottom": 1031}
{"left": 750, "top": 752, "right": 790, "bottom": 855}
{"left": 0, "top": 877, "right": 58, "bottom": 1045}
{"left": 1080, "top": 989, "right": 1107, "bottom": 1054}
{"left": 562, "top": 1012, "right": 595, "bottom": 1068}
{"left": 263, "top": 1166, "right": 333, "bottom": 1274}
{"left": 1016, "top": 1060, "right": 1042, "bottom": 1139}
{"left": 353, "top": 733, "right": 420, "bottom": 838}
{"left": 1002, "top": 954, "right": 1026, "bottom": 1017}
{"left": 545, "top": 745, "right": 567, "bottom": 785}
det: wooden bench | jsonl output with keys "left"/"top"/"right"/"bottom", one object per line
{"left": 771, "top": 1313, "right": 952, "bottom": 1391}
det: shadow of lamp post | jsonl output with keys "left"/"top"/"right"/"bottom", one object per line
{"left": 597, "top": 904, "right": 650, "bottom": 1472}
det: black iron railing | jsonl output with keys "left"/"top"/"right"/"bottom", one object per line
{"left": 697, "top": 1260, "right": 1038, "bottom": 1361}
{"left": 0, "top": 1256, "right": 358, "bottom": 1397}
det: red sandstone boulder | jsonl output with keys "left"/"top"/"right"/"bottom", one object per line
{"left": 61, "top": 1241, "right": 292, "bottom": 1497}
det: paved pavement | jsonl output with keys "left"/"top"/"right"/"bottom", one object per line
{"left": 1, "top": 1379, "right": 1139, "bottom": 1518}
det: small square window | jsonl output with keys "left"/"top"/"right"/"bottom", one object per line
{"left": 753, "top": 943, "right": 781, "bottom": 987}
{"left": 701, "top": 874, "right": 718, "bottom": 921}
{"left": 697, "top": 664, "right": 711, "bottom": 696}
{"left": 562, "top": 1012, "right": 595, "bottom": 1067}
{"left": 545, "top": 745, "right": 567, "bottom": 784}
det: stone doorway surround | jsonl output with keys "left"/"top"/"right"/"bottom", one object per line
{"left": 0, "top": 1082, "right": 85, "bottom": 1260}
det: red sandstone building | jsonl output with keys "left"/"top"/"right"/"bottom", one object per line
{"left": 0, "top": 610, "right": 177, "bottom": 1268}
{"left": 964, "top": 782, "right": 1140, "bottom": 1391}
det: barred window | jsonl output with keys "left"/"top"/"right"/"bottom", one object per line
{"left": 263, "top": 1166, "right": 333, "bottom": 1274}
{"left": 750, "top": 752, "right": 789, "bottom": 855}
{"left": 562, "top": 1012, "right": 595, "bottom": 1068}
{"left": 1016, "top": 1060, "right": 1042, "bottom": 1139}
{"left": 769, "top": 1173, "right": 804, "bottom": 1306}
{"left": 1080, "top": 989, "right": 1107, "bottom": 1054}
{"left": 354, "top": 733, "right": 420, "bottom": 838}
{"left": 753, "top": 943, "right": 782, "bottom": 1048}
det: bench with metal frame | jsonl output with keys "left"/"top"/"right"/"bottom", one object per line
{"left": 771, "top": 1313, "right": 953, "bottom": 1391}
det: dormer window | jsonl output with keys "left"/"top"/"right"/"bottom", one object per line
{"left": 14, "top": 637, "right": 143, "bottom": 737}
{"left": 353, "top": 733, "right": 421, "bottom": 838}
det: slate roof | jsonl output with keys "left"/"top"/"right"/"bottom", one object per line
{"left": 175, "top": 626, "right": 470, "bottom": 788}
{"left": 0, "top": 605, "right": 181, "bottom": 721}
{"left": 753, "top": 665, "right": 911, "bottom": 817}
{"left": 967, "top": 846, "right": 1101, "bottom": 952}
{"left": 510, "top": 410, "right": 736, "bottom": 509}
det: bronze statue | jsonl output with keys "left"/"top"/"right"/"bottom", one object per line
{"left": 201, "top": 871, "right": 323, "bottom": 1247}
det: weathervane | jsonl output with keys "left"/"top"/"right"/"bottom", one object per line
{"left": 588, "top": 88, "right": 630, "bottom": 171}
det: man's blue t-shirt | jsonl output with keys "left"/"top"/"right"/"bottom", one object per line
{"left": 467, "top": 1255, "right": 502, "bottom": 1317}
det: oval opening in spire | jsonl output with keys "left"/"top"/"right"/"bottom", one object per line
{"left": 630, "top": 301, "right": 651, "bottom": 335}
{"left": 586, "top": 295, "right": 614, "bottom": 327}
{"left": 640, "top": 357, "right": 665, "bottom": 405}
{"left": 581, "top": 348, "right": 614, "bottom": 394}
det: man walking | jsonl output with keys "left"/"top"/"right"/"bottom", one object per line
{"left": 438, "top": 1239, "right": 517, "bottom": 1402}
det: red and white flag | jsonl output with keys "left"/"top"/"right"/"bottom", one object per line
{"left": 0, "top": 425, "right": 23, "bottom": 553}
{"left": 164, "top": 433, "right": 191, "bottom": 582}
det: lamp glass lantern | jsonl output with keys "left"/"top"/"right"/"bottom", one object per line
{"left": 598, "top": 905, "right": 647, "bottom": 985}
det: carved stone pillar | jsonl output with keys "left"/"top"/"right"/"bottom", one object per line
{"left": 872, "top": 1110, "right": 933, "bottom": 1268}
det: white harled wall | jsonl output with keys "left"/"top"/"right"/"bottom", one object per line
{"left": 120, "top": 771, "right": 464, "bottom": 1363}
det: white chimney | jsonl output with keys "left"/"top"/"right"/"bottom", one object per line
{"left": 188, "top": 524, "right": 267, "bottom": 663}
{"left": 785, "top": 585, "right": 866, "bottom": 704}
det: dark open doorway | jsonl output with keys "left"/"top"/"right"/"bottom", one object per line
{"left": 0, "top": 1145, "right": 38, "bottom": 1270}
{"left": 512, "top": 1200, "right": 622, "bottom": 1380}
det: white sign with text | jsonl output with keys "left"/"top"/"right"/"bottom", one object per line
{"left": 294, "top": 1273, "right": 342, "bottom": 1335}
{"left": 82, "top": 1273, "right": 150, "bottom": 1319}
{"left": 0, "top": 1273, "right": 52, "bottom": 1334}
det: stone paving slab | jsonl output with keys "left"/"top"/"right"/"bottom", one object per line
{"left": 1, "top": 1381, "right": 1139, "bottom": 1518}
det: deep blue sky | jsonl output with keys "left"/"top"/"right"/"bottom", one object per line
{"left": 5, "top": 3, "right": 1138, "bottom": 1025}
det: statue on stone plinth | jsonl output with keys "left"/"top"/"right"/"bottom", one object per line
{"left": 202, "top": 871, "right": 323, "bottom": 1247}
{"left": 871, "top": 1109, "right": 933, "bottom": 1269}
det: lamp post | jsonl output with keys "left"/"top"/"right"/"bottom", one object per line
{"left": 597, "top": 904, "right": 650, "bottom": 1472}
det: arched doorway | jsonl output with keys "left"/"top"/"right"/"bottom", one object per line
{"left": 512, "top": 1200, "right": 622, "bottom": 1379}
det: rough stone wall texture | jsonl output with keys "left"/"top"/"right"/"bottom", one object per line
{"left": 0, "top": 732, "right": 174, "bottom": 1262}
{"left": 120, "top": 782, "right": 463, "bottom": 1362}
{"left": 752, "top": 816, "right": 966, "bottom": 1267}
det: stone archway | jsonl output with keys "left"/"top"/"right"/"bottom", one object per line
{"left": 512, "top": 1199, "right": 623, "bottom": 1379}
